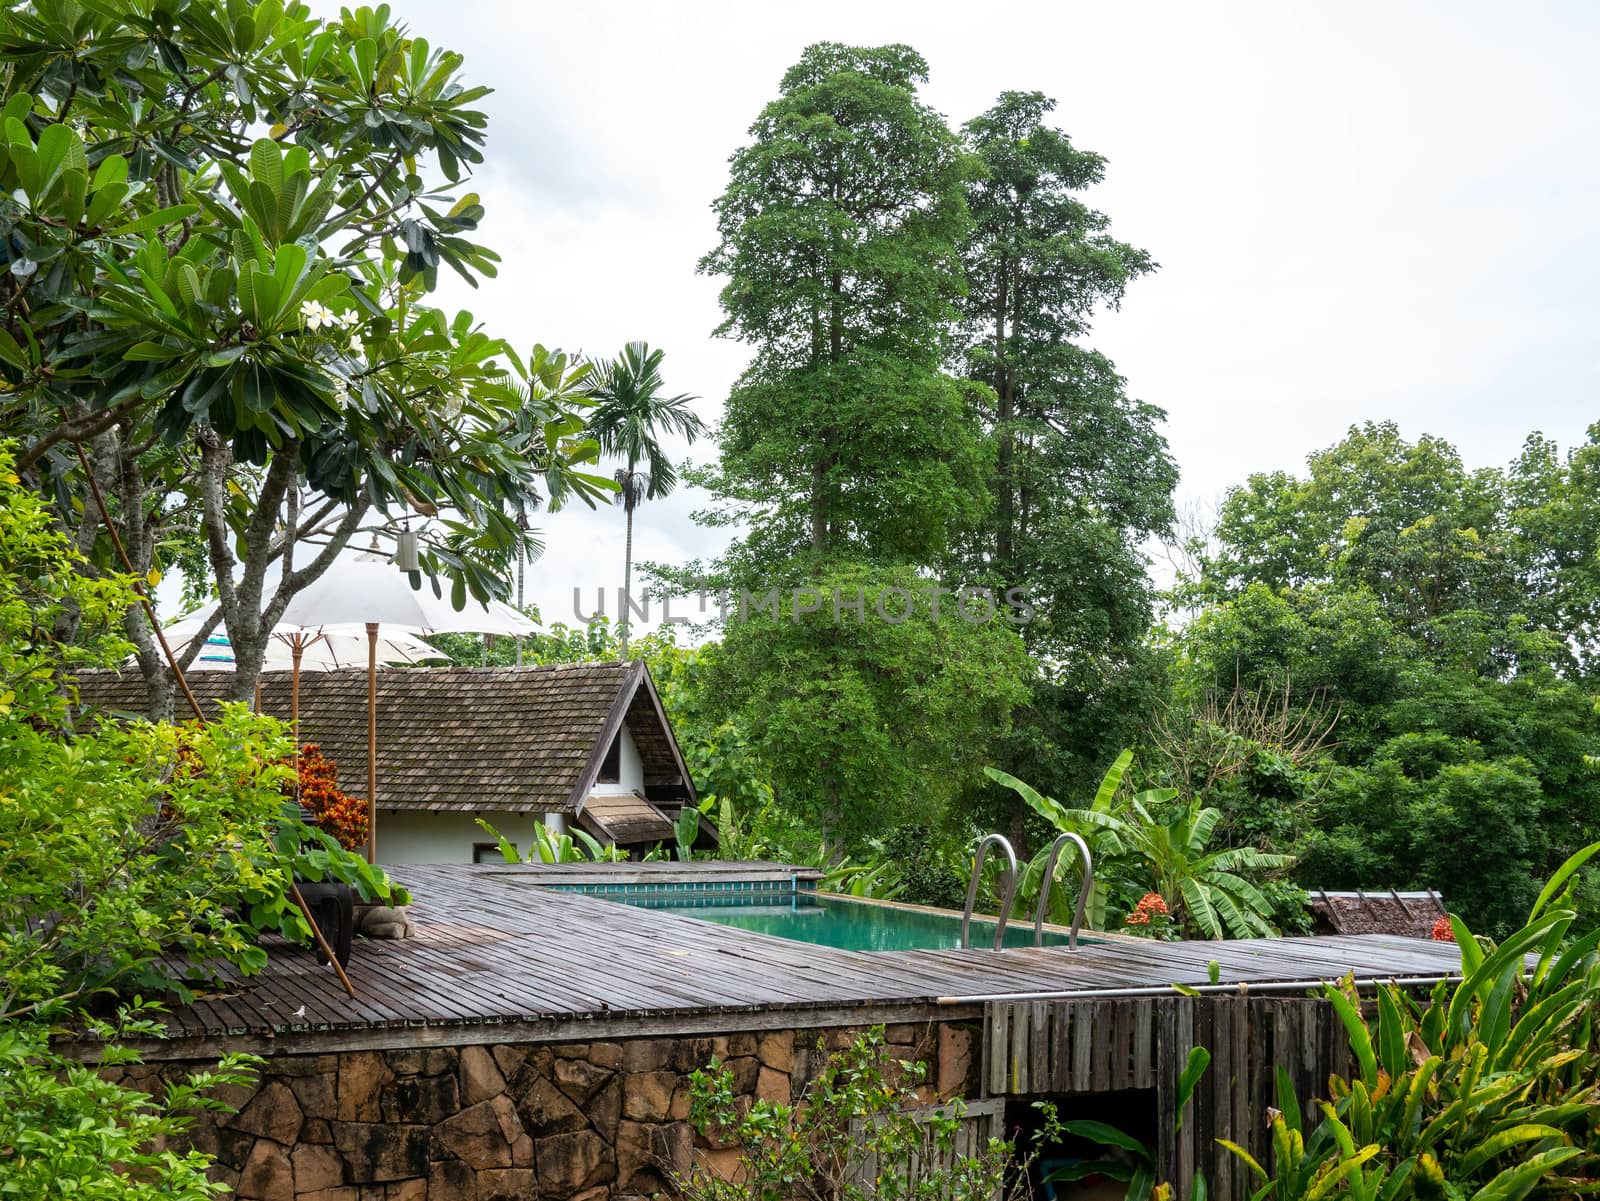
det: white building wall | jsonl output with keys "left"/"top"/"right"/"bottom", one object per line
{"left": 588, "top": 725, "right": 644, "bottom": 796}
{"left": 375, "top": 811, "right": 548, "bottom": 865}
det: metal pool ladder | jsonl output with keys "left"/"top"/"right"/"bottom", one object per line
{"left": 1033, "top": 832, "right": 1093, "bottom": 950}
{"left": 959, "top": 833, "right": 1019, "bottom": 950}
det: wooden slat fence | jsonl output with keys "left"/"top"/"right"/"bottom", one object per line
{"left": 849, "top": 1098, "right": 1007, "bottom": 1200}
{"left": 981, "top": 996, "right": 1349, "bottom": 1201}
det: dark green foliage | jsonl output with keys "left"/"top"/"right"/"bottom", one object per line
{"left": 951, "top": 91, "right": 1175, "bottom": 841}
{"left": 1179, "top": 423, "right": 1600, "bottom": 936}
{"left": 705, "top": 565, "right": 1030, "bottom": 848}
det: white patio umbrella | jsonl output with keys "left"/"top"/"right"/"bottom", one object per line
{"left": 164, "top": 620, "right": 443, "bottom": 670}
{"left": 160, "top": 614, "right": 446, "bottom": 728}
{"left": 278, "top": 544, "right": 538, "bottom": 862}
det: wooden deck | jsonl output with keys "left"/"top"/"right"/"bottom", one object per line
{"left": 144, "top": 865, "right": 1465, "bottom": 1059}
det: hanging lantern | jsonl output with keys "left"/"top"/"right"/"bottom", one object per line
{"left": 395, "top": 525, "right": 420, "bottom": 573}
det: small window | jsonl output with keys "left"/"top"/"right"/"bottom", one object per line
{"left": 472, "top": 842, "right": 503, "bottom": 864}
{"left": 597, "top": 734, "right": 621, "bottom": 784}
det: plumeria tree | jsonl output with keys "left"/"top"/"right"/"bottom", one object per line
{"left": 0, "top": 1, "right": 608, "bottom": 711}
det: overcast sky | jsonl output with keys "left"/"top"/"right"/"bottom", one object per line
{"left": 374, "top": 0, "right": 1599, "bottom": 634}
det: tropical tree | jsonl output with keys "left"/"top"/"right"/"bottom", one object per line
{"left": 952, "top": 92, "right": 1175, "bottom": 845}
{"left": 987, "top": 750, "right": 1296, "bottom": 938}
{"left": 0, "top": 1, "right": 607, "bottom": 712}
{"left": 695, "top": 41, "right": 984, "bottom": 575}
{"left": 587, "top": 341, "right": 703, "bottom": 657}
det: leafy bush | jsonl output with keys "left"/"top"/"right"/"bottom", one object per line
{"left": 1228, "top": 843, "right": 1600, "bottom": 1201}
{"left": 0, "top": 443, "right": 397, "bottom": 1196}
{"left": 678, "top": 1027, "right": 1057, "bottom": 1201}
{"left": 0, "top": 1004, "right": 260, "bottom": 1201}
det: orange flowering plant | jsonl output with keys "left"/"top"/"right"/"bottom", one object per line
{"left": 1123, "top": 891, "right": 1177, "bottom": 939}
{"left": 293, "top": 744, "right": 369, "bottom": 853}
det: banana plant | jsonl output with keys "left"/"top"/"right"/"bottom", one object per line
{"left": 1225, "top": 841, "right": 1600, "bottom": 1201}
{"left": 985, "top": 750, "right": 1136, "bottom": 931}
{"left": 1117, "top": 793, "right": 1296, "bottom": 940}
{"left": 473, "top": 818, "right": 627, "bottom": 864}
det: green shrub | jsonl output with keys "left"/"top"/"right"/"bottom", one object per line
{"left": 678, "top": 1027, "right": 1056, "bottom": 1201}
{"left": 1228, "top": 843, "right": 1600, "bottom": 1201}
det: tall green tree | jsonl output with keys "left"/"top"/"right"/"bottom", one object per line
{"left": 958, "top": 90, "right": 1168, "bottom": 601}
{"left": 588, "top": 341, "right": 703, "bottom": 657}
{"left": 697, "top": 41, "right": 984, "bottom": 572}
{"left": 956, "top": 92, "right": 1174, "bottom": 838}
{"left": 691, "top": 43, "right": 1029, "bottom": 852}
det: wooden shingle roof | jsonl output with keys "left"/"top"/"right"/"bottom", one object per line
{"left": 70, "top": 662, "right": 694, "bottom": 818}
{"left": 1308, "top": 890, "right": 1447, "bottom": 938}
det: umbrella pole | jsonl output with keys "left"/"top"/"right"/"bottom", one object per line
{"left": 291, "top": 640, "right": 304, "bottom": 803}
{"left": 366, "top": 622, "right": 378, "bottom": 865}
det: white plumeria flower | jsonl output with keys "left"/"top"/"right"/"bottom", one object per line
{"left": 339, "top": 309, "right": 360, "bottom": 328}
{"left": 300, "top": 300, "right": 335, "bottom": 330}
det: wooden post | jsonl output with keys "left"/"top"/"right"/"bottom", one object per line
{"left": 366, "top": 622, "right": 378, "bottom": 865}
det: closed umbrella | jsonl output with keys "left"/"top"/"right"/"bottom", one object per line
{"left": 278, "top": 545, "right": 537, "bottom": 862}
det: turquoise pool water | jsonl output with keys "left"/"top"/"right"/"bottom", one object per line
{"left": 614, "top": 893, "right": 1089, "bottom": 953}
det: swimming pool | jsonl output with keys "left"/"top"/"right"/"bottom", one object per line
{"left": 613, "top": 892, "right": 1090, "bottom": 953}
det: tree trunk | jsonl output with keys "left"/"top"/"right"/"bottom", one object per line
{"left": 620, "top": 502, "right": 634, "bottom": 660}
{"left": 198, "top": 432, "right": 369, "bottom": 702}
{"left": 810, "top": 460, "right": 827, "bottom": 554}
{"left": 102, "top": 427, "right": 173, "bottom": 721}
{"left": 994, "top": 254, "right": 1015, "bottom": 574}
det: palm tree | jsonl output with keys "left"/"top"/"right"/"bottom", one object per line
{"left": 587, "top": 342, "right": 704, "bottom": 658}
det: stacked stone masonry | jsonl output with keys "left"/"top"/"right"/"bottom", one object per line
{"left": 113, "top": 1023, "right": 977, "bottom": 1201}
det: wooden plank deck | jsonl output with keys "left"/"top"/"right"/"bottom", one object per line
{"left": 140, "top": 864, "right": 1465, "bottom": 1058}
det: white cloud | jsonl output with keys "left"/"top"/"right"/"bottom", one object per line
{"left": 367, "top": 0, "right": 1600, "bottom": 633}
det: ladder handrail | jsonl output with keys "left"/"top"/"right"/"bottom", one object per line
{"left": 960, "top": 833, "right": 1019, "bottom": 950}
{"left": 1032, "top": 832, "right": 1093, "bottom": 950}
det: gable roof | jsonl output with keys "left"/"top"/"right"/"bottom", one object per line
{"left": 1308, "top": 889, "right": 1447, "bottom": 938}
{"left": 69, "top": 661, "right": 696, "bottom": 819}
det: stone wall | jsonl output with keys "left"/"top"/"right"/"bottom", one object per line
{"left": 114, "top": 1022, "right": 977, "bottom": 1201}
